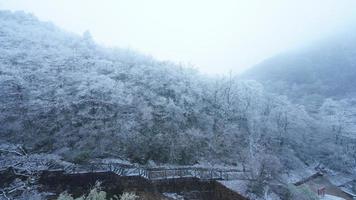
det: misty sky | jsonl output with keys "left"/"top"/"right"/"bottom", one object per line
{"left": 1, "top": 0, "right": 356, "bottom": 74}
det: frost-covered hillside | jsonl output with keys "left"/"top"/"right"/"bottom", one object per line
{"left": 1, "top": 11, "right": 355, "bottom": 199}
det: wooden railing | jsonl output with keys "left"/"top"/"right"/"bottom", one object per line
{"left": 63, "top": 163, "right": 248, "bottom": 181}
{"left": 59, "top": 162, "right": 249, "bottom": 181}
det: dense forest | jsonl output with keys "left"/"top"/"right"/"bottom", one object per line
{"left": 1, "top": 10, "right": 356, "bottom": 199}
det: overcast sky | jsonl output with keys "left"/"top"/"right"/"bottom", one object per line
{"left": 1, "top": 0, "right": 356, "bottom": 74}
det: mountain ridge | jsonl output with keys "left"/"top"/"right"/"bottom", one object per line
{"left": 241, "top": 31, "right": 356, "bottom": 102}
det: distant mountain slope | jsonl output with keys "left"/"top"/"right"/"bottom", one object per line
{"left": 241, "top": 32, "right": 356, "bottom": 102}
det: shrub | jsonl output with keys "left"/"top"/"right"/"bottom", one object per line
{"left": 57, "top": 182, "right": 114, "bottom": 200}
{"left": 72, "top": 151, "right": 91, "bottom": 164}
{"left": 119, "top": 192, "right": 138, "bottom": 200}
{"left": 57, "top": 183, "right": 138, "bottom": 200}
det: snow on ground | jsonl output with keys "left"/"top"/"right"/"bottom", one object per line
{"left": 162, "top": 193, "right": 184, "bottom": 200}
{"left": 219, "top": 180, "right": 249, "bottom": 196}
{"left": 98, "top": 158, "right": 132, "bottom": 165}
{"left": 192, "top": 161, "right": 244, "bottom": 170}
{"left": 326, "top": 171, "right": 354, "bottom": 186}
{"left": 147, "top": 161, "right": 244, "bottom": 171}
{"left": 265, "top": 192, "right": 281, "bottom": 200}
{"left": 220, "top": 180, "right": 283, "bottom": 200}
{"left": 321, "top": 194, "right": 346, "bottom": 200}
{"left": 281, "top": 165, "right": 317, "bottom": 183}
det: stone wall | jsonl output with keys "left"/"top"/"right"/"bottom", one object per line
{"left": 38, "top": 170, "right": 248, "bottom": 200}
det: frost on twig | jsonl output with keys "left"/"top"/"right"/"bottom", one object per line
{"left": 0, "top": 143, "right": 27, "bottom": 157}
{"left": 0, "top": 143, "right": 72, "bottom": 174}
{"left": 0, "top": 143, "right": 70, "bottom": 200}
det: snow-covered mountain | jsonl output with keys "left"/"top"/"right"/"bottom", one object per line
{"left": 2, "top": 9, "right": 356, "bottom": 200}
{"left": 241, "top": 32, "right": 356, "bottom": 105}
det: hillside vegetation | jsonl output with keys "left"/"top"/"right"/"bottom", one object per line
{"left": 1, "top": 11, "right": 356, "bottom": 198}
